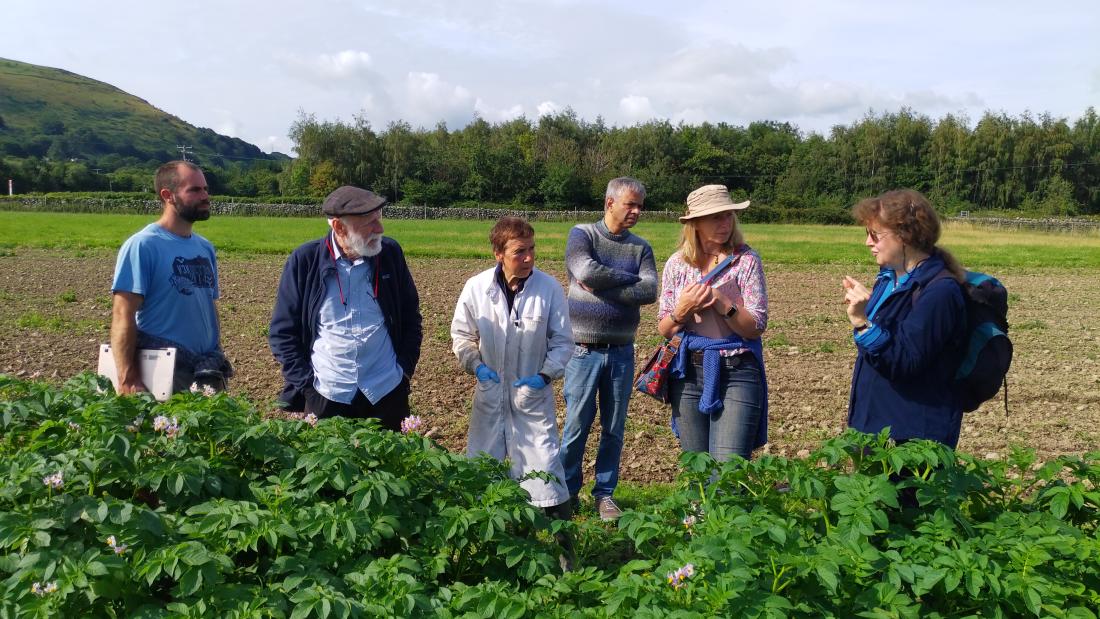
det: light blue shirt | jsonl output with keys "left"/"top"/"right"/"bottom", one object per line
{"left": 855, "top": 269, "right": 911, "bottom": 348}
{"left": 311, "top": 235, "right": 403, "bottom": 405}
{"left": 111, "top": 223, "right": 220, "bottom": 355}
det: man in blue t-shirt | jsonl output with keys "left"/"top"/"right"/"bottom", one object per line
{"left": 110, "top": 161, "right": 231, "bottom": 394}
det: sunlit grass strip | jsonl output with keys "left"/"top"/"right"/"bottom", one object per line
{"left": 1, "top": 212, "right": 1098, "bottom": 267}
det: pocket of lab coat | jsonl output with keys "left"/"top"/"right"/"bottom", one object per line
{"left": 514, "top": 384, "right": 550, "bottom": 412}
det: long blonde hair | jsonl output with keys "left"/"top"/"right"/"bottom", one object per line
{"left": 678, "top": 213, "right": 745, "bottom": 269}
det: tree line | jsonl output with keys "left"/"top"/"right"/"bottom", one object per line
{"left": 283, "top": 106, "right": 1100, "bottom": 216}
{"left": 4, "top": 107, "right": 1098, "bottom": 217}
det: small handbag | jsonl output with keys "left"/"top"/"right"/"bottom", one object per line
{"left": 633, "top": 334, "right": 683, "bottom": 403}
{"left": 632, "top": 252, "right": 741, "bottom": 403}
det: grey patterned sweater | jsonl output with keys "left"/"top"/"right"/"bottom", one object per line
{"left": 565, "top": 219, "right": 658, "bottom": 345}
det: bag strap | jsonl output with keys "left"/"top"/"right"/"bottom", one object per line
{"left": 666, "top": 333, "right": 683, "bottom": 352}
{"left": 660, "top": 247, "right": 742, "bottom": 358}
{"left": 698, "top": 248, "right": 743, "bottom": 285}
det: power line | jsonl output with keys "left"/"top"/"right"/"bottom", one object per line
{"left": 695, "top": 158, "right": 1100, "bottom": 182}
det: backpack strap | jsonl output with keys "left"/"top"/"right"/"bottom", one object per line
{"left": 910, "top": 267, "right": 956, "bottom": 305}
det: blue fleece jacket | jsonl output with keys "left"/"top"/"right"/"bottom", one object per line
{"left": 847, "top": 253, "right": 967, "bottom": 447}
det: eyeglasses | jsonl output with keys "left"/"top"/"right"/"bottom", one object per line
{"left": 866, "top": 229, "right": 893, "bottom": 243}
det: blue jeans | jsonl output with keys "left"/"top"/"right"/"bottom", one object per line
{"left": 671, "top": 353, "right": 763, "bottom": 462}
{"left": 559, "top": 343, "right": 634, "bottom": 498}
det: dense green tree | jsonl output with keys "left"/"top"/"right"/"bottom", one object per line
{"left": 5, "top": 105, "right": 1097, "bottom": 216}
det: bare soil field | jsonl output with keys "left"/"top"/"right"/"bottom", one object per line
{"left": 2, "top": 249, "right": 1098, "bottom": 483}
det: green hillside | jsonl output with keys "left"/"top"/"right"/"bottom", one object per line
{"left": 0, "top": 57, "right": 283, "bottom": 164}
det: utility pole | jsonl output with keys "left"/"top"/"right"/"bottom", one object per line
{"left": 92, "top": 168, "right": 112, "bottom": 192}
{"left": 176, "top": 145, "right": 194, "bottom": 162}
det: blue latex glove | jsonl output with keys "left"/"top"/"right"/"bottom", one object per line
{"left": 513, "top": 374, "right": 548, "bottom": 390}
{"left": 475, "top": 363, "right": 500, "bottom": 383}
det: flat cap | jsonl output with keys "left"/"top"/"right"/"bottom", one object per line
{"left": 321, "top": 186, "right": 387, "bottom": 216}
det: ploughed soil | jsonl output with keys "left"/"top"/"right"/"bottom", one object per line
{"left": 2, "top": 248, "right": 1098, "bottom": 484}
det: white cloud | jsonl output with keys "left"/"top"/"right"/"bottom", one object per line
{"left": 403, "top": 72, "right": 475, "bottom": 127}
{"left": 277, "top": 49, "right": 376, "bottom": 84}
{"left": 671, "top": 108, "right": 708, "bottom": 126}
{"left": 619, "top": 95, "right": 657, "bottom": 123}
{"left": 617, "top": 42, "right": 802, "bottom": 123}
{"left": 312, "top": 50, "right": 373, "bottom": 80}
{"left": 791, "top": 81, "right": 864, "bottom": 116}
{"left": 536, "top": 101, "right": 560, "bottom": 117}
{"left": 474, "top": 98, "right": 524, "bottom": 122}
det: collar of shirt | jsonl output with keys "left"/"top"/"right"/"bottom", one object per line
{"left": 494, "top": 263, "right": 529, "bottom": 313}
{"left": 868, "top": 269, "right": 913, "bottom": 320}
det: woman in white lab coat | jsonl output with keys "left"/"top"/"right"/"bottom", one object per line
{"left": 451, "top": 217, "right": 574, "bottom": 510}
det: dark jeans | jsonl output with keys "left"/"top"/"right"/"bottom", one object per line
{"left": 305, "top": 378, "right": 410, "bottom": 432}
{"left": 670, "top": 353, "right": 764, "bottom": 462}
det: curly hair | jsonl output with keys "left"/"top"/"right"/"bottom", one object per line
{"left": 852, "top": 189, "right": 964, "bottom": 280}
{"left": 490, "top": 216, "right": 535, "bottom": 254}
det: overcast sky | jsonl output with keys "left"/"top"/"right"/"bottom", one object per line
{"left": 3, "top": 0, "right": 1098, "bottom": 155}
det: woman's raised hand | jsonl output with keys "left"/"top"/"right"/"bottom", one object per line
{"left": 842, "top": 276, "right": 871, "bottom": 326}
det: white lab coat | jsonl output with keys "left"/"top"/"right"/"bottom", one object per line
{"left": 451, "top": 267, "right": 574, "bottom": 507}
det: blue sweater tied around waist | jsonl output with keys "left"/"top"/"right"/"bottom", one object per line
{"left": 669, "top": 332, "right": 769, "bottom": 449}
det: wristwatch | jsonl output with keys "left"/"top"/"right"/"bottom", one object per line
{"left": 724, "top": 304, "right": 738, "bottom": 318}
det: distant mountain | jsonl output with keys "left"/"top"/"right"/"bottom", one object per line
{"left": 0, "top": 57, "right": 287, "bottom": 165}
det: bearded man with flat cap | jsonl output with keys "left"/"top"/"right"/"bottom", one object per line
{"left": 269, "top": 186, "right": 423, "bottom": 429}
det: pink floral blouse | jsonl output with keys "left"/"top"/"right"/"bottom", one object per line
{"left": 657, "top": 245, "right": 768, "bottom": 356}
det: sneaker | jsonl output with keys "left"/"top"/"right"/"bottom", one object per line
{"left": 596, "top": 496, "right": 623, "bottom": 521}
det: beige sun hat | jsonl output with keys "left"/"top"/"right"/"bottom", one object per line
{"left": 679, "top": 185, "right": 751, "bottom": 222}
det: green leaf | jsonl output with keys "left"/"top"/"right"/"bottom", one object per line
{"left": 289, "top": 601, "right": 316, "bottom": 619}
{"left": 767, "top": 525, "right": 787, "bottom": 545}
{"left": 1050, "top": 489, "right": 1070, "bottom": 519}
{"left": 815, "top": 563, "right": 839, "bottom": 594}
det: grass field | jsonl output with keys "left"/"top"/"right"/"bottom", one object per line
{"left": 2, "top": 211, "right": 1100, "bottom": 267}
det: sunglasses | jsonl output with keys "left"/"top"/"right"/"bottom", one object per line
{"left": 866, "top": 228, "right": 893, "bottom": 243}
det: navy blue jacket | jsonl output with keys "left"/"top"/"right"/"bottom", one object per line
{"left": 848, "top": 253, "right": 966, "bottom": 447}
{"left": 269, "top": 234, "right": 422, "bottom": 411}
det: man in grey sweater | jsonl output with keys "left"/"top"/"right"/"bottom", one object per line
{"left": 559, "top": 177, "right": 658, "bottom": 521}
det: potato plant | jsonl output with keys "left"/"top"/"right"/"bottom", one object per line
{"left": 2, "top": 374, "right": 1099, "bottom": 618}
{"left": 1, "top": 374, "right": 561, "bottom": 618}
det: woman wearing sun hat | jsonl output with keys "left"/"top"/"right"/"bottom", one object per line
{"left": 656, "top": 185, "right": 768, "bottom": 462}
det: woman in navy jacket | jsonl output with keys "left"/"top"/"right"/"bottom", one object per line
{"left": 841, "top": 190, "right": 967, "bottom": 448}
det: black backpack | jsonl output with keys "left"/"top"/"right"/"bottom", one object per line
{"left": 952, "top": 271, "right": 1013, "bottom": 413}
{"left": 916, "top": 269, "right": 1013, "bottom": 413}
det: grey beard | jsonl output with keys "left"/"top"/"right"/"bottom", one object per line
{"left": 346, "top": 231, "right": 382, "bottom": 258}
